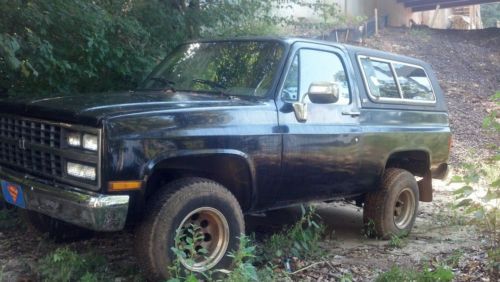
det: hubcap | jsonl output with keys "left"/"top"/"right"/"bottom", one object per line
{"left": 175, "top": 207, "right": 229, "bottom": 272}
{"left": 393, "top": 188, "right": 416, "bottom": 229}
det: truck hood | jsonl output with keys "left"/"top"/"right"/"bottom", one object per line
{"left": 0, "top": 91, "right": 263, "bottom": 126}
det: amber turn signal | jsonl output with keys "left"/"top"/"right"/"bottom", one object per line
{"left": 108, "top": 181, "right": 142, "bottom": 192}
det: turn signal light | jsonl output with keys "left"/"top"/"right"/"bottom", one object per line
{"left": 108, "top": 181, "right": 142, "bottom": 192}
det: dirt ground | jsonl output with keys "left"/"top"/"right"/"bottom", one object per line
{"left": 0, "top": 27, "right": 499, "bottom": 281}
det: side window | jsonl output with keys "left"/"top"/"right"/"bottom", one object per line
{"left": 282, "top": 49, "right": 350, "bottom": 105}
{"left": 393, "top": 63, "right": 435, "bottom": 101}
{"left": 359, "top": 55, "right": 436, "bottom": 104}
{"left": 359, "top": 58, "right": 400, "bottom": 98}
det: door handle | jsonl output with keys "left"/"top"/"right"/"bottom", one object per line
{"left": 342, "top": 111, "right": 361, "bottom": 117}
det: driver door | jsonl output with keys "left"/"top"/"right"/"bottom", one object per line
{"left": 276, "top": 44, "right": 363, "bottom": 203}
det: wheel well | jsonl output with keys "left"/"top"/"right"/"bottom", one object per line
{"left": 145, "top": 155, "right": 253, "bottom": 211}
{"left": 385, "top": 151, "right": 430, "bottom": 177}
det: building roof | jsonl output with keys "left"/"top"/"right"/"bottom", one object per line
{"left": 398, "top": 0, "right": 500, "bottom": 12}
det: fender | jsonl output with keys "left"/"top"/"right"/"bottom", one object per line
{"left": 141, "top": 149, "right": 258, "bottom": 208}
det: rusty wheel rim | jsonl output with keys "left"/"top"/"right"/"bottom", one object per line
{"left": 176, "top": 207, "right": 229, "bottom": 272}
{"left": 393, "top": 188, "right": 416, "bottom": 229}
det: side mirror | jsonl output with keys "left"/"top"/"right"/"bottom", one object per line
{"left": 307, "top": 82, "right": 339, "bottom": 104}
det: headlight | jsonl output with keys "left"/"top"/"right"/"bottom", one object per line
{"left": 67, "top": 132, "right": 81, "bottom": 147}
{"left": 82, "top": 134, "right": 98, "bottom": 151}
{"left": 66, "top": 162, "right": 96, "bottom": 181}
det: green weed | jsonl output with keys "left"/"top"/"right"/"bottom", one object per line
{"left": 259, "top": 205, "right": 325, "bottom": 264}
{"left": 38, "top": 247, "right": 111, "bottom": 282}
{"left": 388, "top": 233, "right": 406, "bottom": 249}
{"left": 376, "top": 265, "right": 453, "bottom": 282}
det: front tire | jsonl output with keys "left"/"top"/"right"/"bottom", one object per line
{"left": 363, "top": 168, "right": 419, "bottom": 239}
{"left": 135, "top": 177, "right": 244, "bottom": 280}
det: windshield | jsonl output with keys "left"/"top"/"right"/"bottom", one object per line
{"left": 139, "top": 41, "right": 285, "bottom": 97}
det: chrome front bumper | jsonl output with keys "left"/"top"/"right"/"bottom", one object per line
{"left": 0, "top": 166, "right": 129, "bottom": 232}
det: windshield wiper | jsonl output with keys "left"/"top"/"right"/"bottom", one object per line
{"left": 192, "top": 79, "right": 236, "bottom": 99}
{"left": 148, "top": 77, "right": 176, "bottom": 92}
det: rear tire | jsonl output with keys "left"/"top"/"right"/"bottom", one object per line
{"left": 135, "top": 177, "right": 244, "bottom": 280}
{"left": 363, "top": 168, "right": 419, "bottom": 239}
{"left": 20, "top": 210, "right": 93, "bottom": 242}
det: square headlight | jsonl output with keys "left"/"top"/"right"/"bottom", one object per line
{"left": 67, "top": 162, "right": 96, "bottom": 181}
{"left": 67, "top": 132, "right": 81, "bottom": 147}
{"left": 82, "top": 134, "right": 98, "bottom": 151}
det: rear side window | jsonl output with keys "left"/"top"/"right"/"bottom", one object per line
{"left": 393, "top": 63, "right": 435, "bottom": 101}
{"left": 358, "top": 55, "right": 436, "bottom": 104}
{"left": 359, "top": 58, "right": 400, "bottom": 99}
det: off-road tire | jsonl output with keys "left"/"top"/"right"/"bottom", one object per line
{"left": 20, "top": 210, "right": 93, "bottom": 242}
{"left": 363, "top": 168, "right": 419, "bottom": 239}
{"left": 135, "top": 177, "right": 244, "bottom": 280}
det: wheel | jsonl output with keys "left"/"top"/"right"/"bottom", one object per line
{"left": 20, "top": 210, "right": 93, "bottom": 242}
{"left": 363, "top": 168, "right": 419, "bottom": 239}
{"left": 135, "top": 177, "right": 244, "bottom": 280}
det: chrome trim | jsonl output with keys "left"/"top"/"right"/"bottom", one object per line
{"left": 0, "top": 166, "right": 128, "bottom": 231}
{"left": 357, "top": 55, "right": 437, "bottom": 105}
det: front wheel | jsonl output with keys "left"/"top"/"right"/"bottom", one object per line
{"left": 363, "top": 168, "right": 419, "bottom": 239}
{"left": 135, "top": 178, "right": 244, "bottom": 280}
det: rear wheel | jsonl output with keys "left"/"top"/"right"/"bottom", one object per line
{"left": 363, "top": 168, "right": 419, "bottom": 239}
{"left": 135, "top": 177, "right": 244, "bottom": 280}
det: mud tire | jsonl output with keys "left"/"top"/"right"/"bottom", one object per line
{"left": 363, "top": 168, "right": 419, "bottom": 239}
{"left": 135, "top": 177, "right": 244, "bottom": 280}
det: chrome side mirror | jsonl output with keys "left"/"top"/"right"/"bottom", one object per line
{"left": 307, "top": 82, "right": 339, "bottom": 104}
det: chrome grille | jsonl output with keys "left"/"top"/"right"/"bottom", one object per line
{"left": 0, "top": 116, "right": 63, "bottom": 178}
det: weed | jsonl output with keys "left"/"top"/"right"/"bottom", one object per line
{"left": 339, "top": 272, "right": 353, "bottom": 282}
{"left": 376, "top": 264, "right": 453, "bottom": 282}
{"left": 38, "top": 247, "right": 111, "bottom": 282}
{"left": 224, "top": 235, "right": 259, "bottom": 282}
{"left": 388, "top": 233, "right": 406, "bottom": 249}
{"left": 445, "top": 250, "right": 463, "bottom": 268}
{"left": 259, "top": 205, "right": 325, "bottom": 265}
{"left": 168, "top": 224, "right": 208, "bottom": 282}
{"left": 363, "top": 218, "right": 376, "bottom": 238}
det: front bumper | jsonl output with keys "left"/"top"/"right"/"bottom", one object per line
{"left": 0, "top": 166, "right": 129, "bottom": 232}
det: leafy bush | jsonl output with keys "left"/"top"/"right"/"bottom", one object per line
{"left": 0, "top": 0, "right": 291, "bottom": 97}
{"left": 38, "top": 247, "right": 111, "bottom": 282}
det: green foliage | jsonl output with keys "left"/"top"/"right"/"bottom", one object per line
{"left": 481, "top": 3, "right": 500, "bottom": 28}
{"left": 38, "top": 247, "right": 111, "bottom": 282}
{"left": 388, "top": 232, "right": 407, "bottom": 249}
{"left": 376, "top": 265, "right": 453, "bottom": 282}
{"left": 259, "top": 205, "right": 325, "bottom": 265}
{"left": 0, "top": 0, "right": 291, "bottom": 97}
{"left": 224, "top": 235, "right": 259, "bottom": 282}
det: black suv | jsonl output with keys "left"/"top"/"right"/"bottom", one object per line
{"left": 0, "top": 38, "right": 451, "bottom": 279}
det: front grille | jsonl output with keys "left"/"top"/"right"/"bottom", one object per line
{"left": 0, "top": 116, "right": 63, "bottom": 179}
{"left": 0, "top": 116, "right": 61, "bottom": 148}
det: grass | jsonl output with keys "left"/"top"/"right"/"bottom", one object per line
{"left": 376, "top": 265, "right": 454, "bottom": 282}
{"left": 38, "top": 247, "right": 112, "bottom": 282}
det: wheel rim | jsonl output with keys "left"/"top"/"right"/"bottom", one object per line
{"left": 175, "top": 207, "right": 229, "bottom": 272}
{"left": 393, "top": 188, "right": 416, "bottom": 229}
